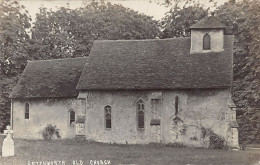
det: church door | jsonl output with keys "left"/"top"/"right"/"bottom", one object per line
{"left": 150, "top": 99, "right": 161, "bottom": 143}
{"left": 150, "top": 123, "right": 161, "bottom": 143}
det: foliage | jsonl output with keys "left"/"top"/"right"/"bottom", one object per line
{"left": 215, "top": 0, "right": 260, "bottom": 144}
{"left": 42, "top": 124, "right": 61, "bottom": 141}
{"left": 208, "top": 132, "right": 226, "bottom": 149}
{"left": 0, "top": 0, "right": 258, "bottom": 145}
{"left": 161, "top": 3, "right": 208, "bottom": 38}
{"left": 200, "top": 127, "right": 227, "bottom": 149}
{"left": 161, "top": 0, "right": 260, "bottom": 144}
{"left": 0, "top": 0, "right": 31, "bottom": 132}
{"left": 0, "top": 1, "right": 160, "bottom": 132}
{"left": 30, "top": 2, "right": 160, "bottom": 60}
{"left": 0, "top": 0, "right": 31, "bottom": 75}
{"left": 159, "top": 0, "right": 217, "bottom": 9}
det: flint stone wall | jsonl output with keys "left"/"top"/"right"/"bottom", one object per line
{"left": 12, "top": 89, "right": 238, "bottom": 148}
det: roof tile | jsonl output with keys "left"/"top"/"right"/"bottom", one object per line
{"left": 10, "top": 57, "right": 88, "bottom": 98}
{"left": 77, "top": 36, "right": 234, "bottom": 90}
{"left": 190, "top": 16, "right": 226, "bottom": 29}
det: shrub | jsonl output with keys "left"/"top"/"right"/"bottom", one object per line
{"left": 42, "top": 124, "right": 61, "bottom": 141}
{"left": 208, "top": 132, "right": 226, "bottom": 149}
{"left": 201, "top": 127, "right": 227, "bottom": 149}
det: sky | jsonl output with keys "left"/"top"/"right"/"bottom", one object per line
{"left": 19, "top": 0, "right": 229, "bottom": 22}
{"left": 19, "top": 0, "right": 168, "bottom": 21}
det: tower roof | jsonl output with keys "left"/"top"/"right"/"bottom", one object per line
{"left": 190, "top": 16, "right": 226, "bottom": 29}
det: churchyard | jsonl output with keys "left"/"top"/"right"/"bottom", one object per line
{"left": 0, "top": 136, "right": 259, "bottom": 165}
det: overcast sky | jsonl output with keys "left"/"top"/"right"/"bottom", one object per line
{"left": 19, "top": 0, "right": 229, "bottom": 22}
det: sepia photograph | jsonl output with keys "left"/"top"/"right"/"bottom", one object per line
{"left": 0, "top": 0, "right": 259, "bottom": 164}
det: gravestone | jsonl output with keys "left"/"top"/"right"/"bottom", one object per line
{"left": 2, "top": 125, "right": 14, "bottom": 157}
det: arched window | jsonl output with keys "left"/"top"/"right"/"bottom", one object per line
{"left": 105, "top": 105, "right": 111, "bottom": 129}
{"left": 69, "top": 110, "right": 75, "bottom": 125}
{"left": 25, "top": 102, "right": 29, "bottom": 119}
{"left": 137, "top": 100, "right": 145, "bottom": 129}
{"left": 203, "top": 33, "right": 211, "bottom": 50}
{"left": 175, "top": 96, "right": 179, "bottom": 116}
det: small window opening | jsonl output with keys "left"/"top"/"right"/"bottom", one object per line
{"left": 175, "top": 96, "right": 179, "bottom": 116}
{"left": 25, "top": 102, "right": 29, "bottom": 119}
{"left": 203, "top": 33, "right": 211, "bottom": 50}
{"left": 69, "top": 110, "right": 75, "bottom": 125}
{"left": 137, "top": 100, "right": 145, "bottom": 129}
{"left": 105, "top": 105, "right": 111, "bottom": 129}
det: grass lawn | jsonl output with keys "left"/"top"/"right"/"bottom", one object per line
{"left": 0, "top": 137, "right": 259, "bottom": 165}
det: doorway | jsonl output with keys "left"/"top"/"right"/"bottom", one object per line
{"left": 150, "top": 99, "right": 161, "bottom": 143}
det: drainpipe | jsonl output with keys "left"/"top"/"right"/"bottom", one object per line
{"left": 85, "top": 93, "right": 88, "bottom": 117}
{"left": 10, "top": 99, "right": 13, "bottom": 130}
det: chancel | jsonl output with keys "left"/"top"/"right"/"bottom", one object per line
{"left": 10, "top": 16, "right": 239, "bottom": 148}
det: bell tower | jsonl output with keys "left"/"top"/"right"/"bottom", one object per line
{"left": 190, "top": 13, "right": 226, "bottom": 54}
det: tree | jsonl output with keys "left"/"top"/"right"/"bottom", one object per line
{"left": 161, "top": 0, "right": 260, "bottom": 144}
{"left": 215, "top": 0, "right": 260, "bottom": 144}
{"left": 30, "top": 2, "right": 160, "bottom": 60}
{"left": 0, "top": 0, "right": 31, "bottom": 131}
{"left": 0, "top": 0, "right": 31, "bottom": 75}
{"left": 160, "top": 3, "right": 208, "bottom": 38}
{"left": 0, "top": 1, "right": 160, "bottom": 132}
{"left": 159, "top": 0, "right": 217, "bottom": 8}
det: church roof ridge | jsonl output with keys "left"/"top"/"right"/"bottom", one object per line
{"left": 93, "top": 37, "right": 189, "bottom": 43}
{"left": 190, "top": 16, "right": 226, "bottom": 29}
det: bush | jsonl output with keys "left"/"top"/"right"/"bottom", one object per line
{"left": 201, "top": 127, "right": 227, "bottom": 149}
{"left": 42, "top": 124, "right": 61, "bottom": 141}
{"left": 208, "top": 133, "right": 226, "bottom": 149}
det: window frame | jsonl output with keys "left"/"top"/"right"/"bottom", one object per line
{"left": 69, "top": 109, "right": 75, "bottom": 126}
{"left": 175, "top": 96, "right": 179, "bottom": 116}
{"left": 137, "top": 99, "right": 145, "bottom": 130}
{"left": 203, "top": 33, "right": 211, "bottom": 50}
{"left": 25, "top": 102, "right": 29, "bottom": 119}
{"left": 104, "top": 105, "right": 112, "bottom": 130}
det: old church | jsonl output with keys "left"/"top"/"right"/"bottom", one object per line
{"left": 10, "top": 16, "right": 239, "bottom": 148}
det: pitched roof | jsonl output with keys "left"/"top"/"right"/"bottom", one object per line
{"left": 10, "top": 57, "right": 88, "bottom": 99}
{"left": 190, "top": 16, "right": 226, "bottom": 29}
{"left": 77, "top": 36, "right": 234, "bottom": 90}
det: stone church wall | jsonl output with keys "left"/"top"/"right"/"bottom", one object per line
{"left": 12, "top": 98, "right": 81, "bottom": 139}
{"left": 81, "top": 89, "right": 236, "bottom": 147}
{"left": 12, "top": 89, "right": 238, "bottom": 148}
{"left": 162, "top": 89, "right": 232, "bottom": 147}
{"left": 81, "top": 91, "right": 154, "bottom": 144}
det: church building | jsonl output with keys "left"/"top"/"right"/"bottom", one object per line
{"left": 10, "top": 16, "right": 239, "bottom": 148}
